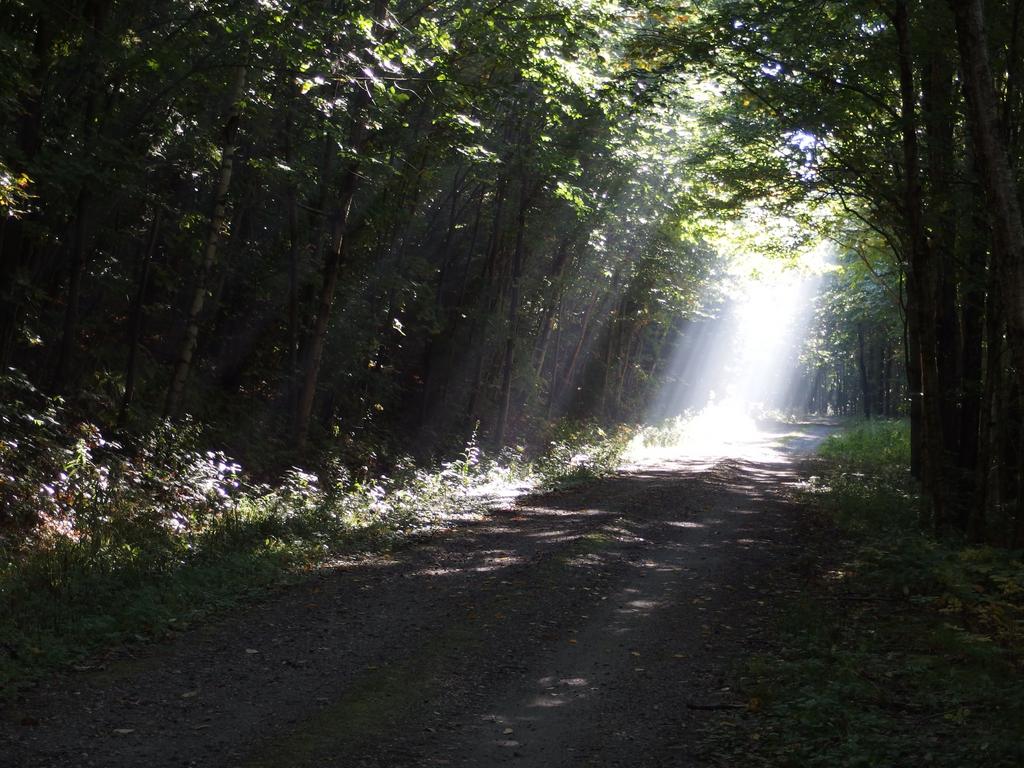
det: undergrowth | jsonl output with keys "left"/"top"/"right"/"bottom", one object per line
{"left": 706, "top": 419, "right": 1024, "bottom": 767}
{"left": 0, "top": 371, "right": 631, "bottom": 691}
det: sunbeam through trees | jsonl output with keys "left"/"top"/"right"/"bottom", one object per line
{"left": 2, "top": 1, "right": 1024, "bottom": 765}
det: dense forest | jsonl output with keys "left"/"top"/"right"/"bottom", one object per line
{"left": 4, "top": 3, "right": 1024, "bottom": 765}
{"left": 1, "top": 0, "right": 1023, "bottom": 546}
{"left": 2, "top": 0, "right": 724, "bottom": 463}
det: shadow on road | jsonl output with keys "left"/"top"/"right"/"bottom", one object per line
{"left": 3, "top": 421, "right": 836, "bottom": 768}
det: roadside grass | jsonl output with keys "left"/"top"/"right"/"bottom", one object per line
{"left": 706, "top": 419, "right": 1024, "bottom": 767}
{"left": 0, "top": 374, "right": 632, "bottom": 692}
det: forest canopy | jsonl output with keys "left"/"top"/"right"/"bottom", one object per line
{"left": 2, "top": 0, "right": 1023, "bottom": 546}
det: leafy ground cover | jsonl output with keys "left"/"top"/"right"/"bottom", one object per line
{"left": 702, "top": 420, "right": 1024, "bottom": 767}
{"left": 0, "top": 372, "right": 632, "bottom": 691}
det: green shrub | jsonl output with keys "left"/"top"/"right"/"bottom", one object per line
{"left": 534, "top": 421, "right": 634, "bottom": 487}
{"left": 1, "top": 380, "right": 636, "bottom": 688}
{"left": 817, "top": 418, "right": 911, "bottom": 477}
{"left": 805, "top": 419, "right": 918, "bottom": 535}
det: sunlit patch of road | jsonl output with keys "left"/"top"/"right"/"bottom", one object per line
{"left": 625, "top": 404, "right": 837, "bottom": 472}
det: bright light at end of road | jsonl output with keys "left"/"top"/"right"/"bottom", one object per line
{"left": 637, "top": 223, "right": 831, "bottom": 463}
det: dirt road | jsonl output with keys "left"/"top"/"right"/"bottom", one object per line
{"left": 2, "top": 421, "right": 834, "bottom": 767}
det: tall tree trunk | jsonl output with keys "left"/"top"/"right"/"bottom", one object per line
{"left": 896, "top": 0, "right": 950, "bottom": 528}
{"left": 616, "top": 320, "right": 641, "bottom": 416}
{"left": 53, "top": 0, "right": 113, "bottom": 389}
{"left": 546, "top": 297, "right": 564, "bottom": 420}
{"left": 433, "top": 185, "right": 486, "bottom": 416}
{"left": 923, "top": 27, "right": 962, "bottom": 458}
{"left": 556, "top": 290, "right": 600, "bottom": 416}
{"left": 118, "top": 208, "right": 162, "bottom": 426}
{"left": 875, "top": 341, "right": 885, "bottom": 417}
{"left": 417, "top": 173, "right": 467, "bottom": 432}
{"left": 494, "top": 180, "right": 530, "bottom": 448}
{"left": 952, "top": 0, "right": 1024, "bottom": 415}
{"left": 293, "top": 0, "right": 387, "bottom": 449}
{"left": 533, "top": 225, "right": 583, "bottom": 373}
{"left": 54, "top": 189, "right": 89, "bottom": 389}
{"left": 958, "top": 161, "right": 989, "bottom": 530}
{"left": 921, "top": 16, "right": 958, "bottom": 462}
{"left": 164, "top": 65, "right": 247, "bottom": 418}
{"left": 278, "top": 79, "right": 304, "bottom": 417}
{"left": 857, "top": 323, "right": 872, "bottom": 419}
{"left": 884, "top": 345, "right": 896, "bottom": 416}
{"left": 1000, "top": 376, "right": 1023, "bottom": 543}
{"left": 466, "top": 176, "right": 510, "bottom": 425}
{"left": 600, "top": 301, "right": 620, "bottom": 420}
{"left": 973, "top": 270, "right": 1003, "bottom": 541}
{"left": 952, "top": 0, "right": 1024, "bottom": 535}
{"left": 900, "top": 273, "right": 922, "bottom": 475}
{"left": 293, "top": 164, "right": 359, "bottom": 446}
